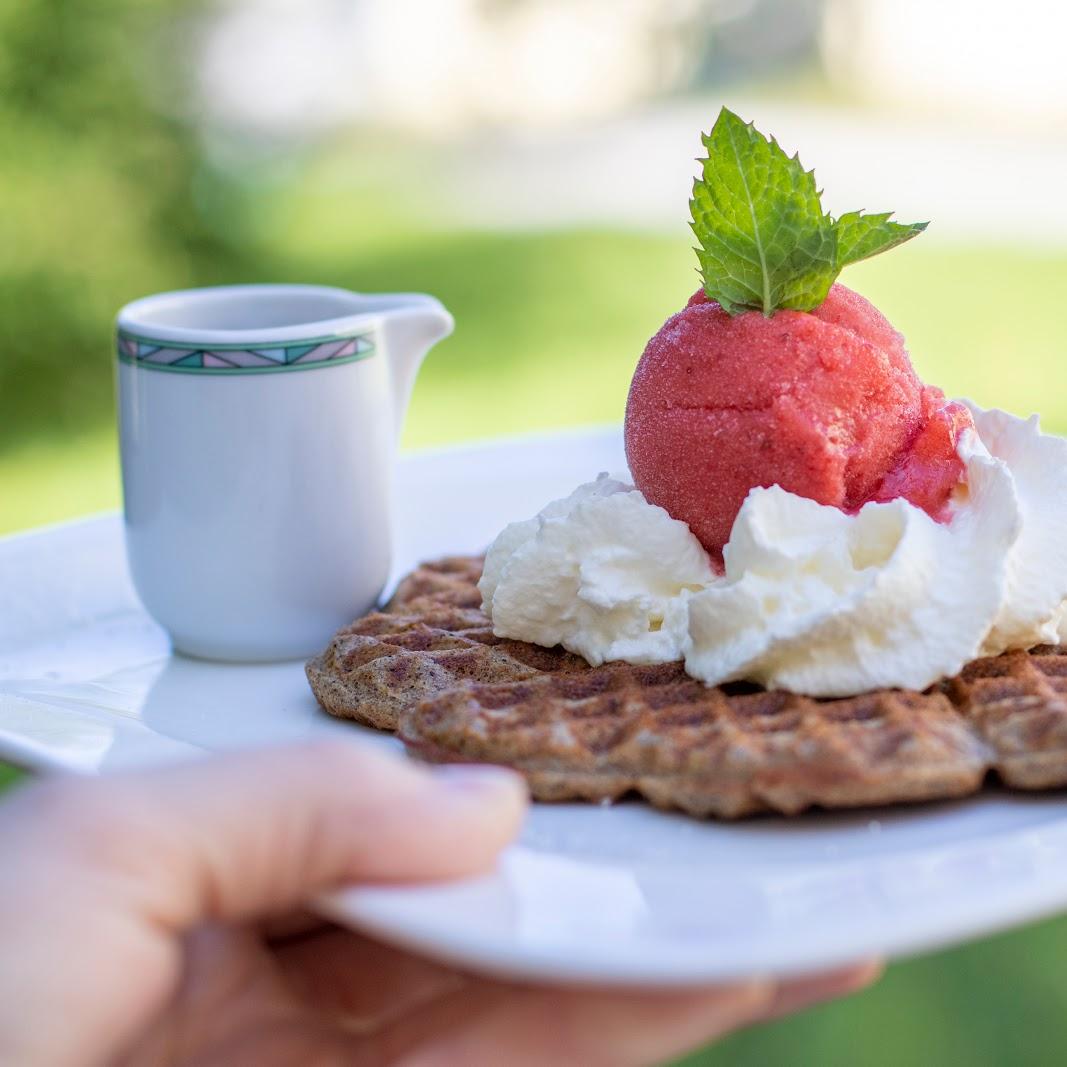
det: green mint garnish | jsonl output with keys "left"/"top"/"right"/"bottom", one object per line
{"left": 833, "top": 209, "right": 928, "bottom": 268}
{"left": 690, "top": 108, "right": 927, "bottom": 316}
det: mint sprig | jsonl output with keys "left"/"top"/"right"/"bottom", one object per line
{"left": 690, "top": 108, "right": 927, "bottom": 316}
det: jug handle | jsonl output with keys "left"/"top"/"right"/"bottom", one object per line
{"left": 381, "top": 295, "right": 454, "bottom": 440}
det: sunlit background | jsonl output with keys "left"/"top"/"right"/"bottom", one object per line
{"left": 4, "top": 1, "right": 1067, "bottom": 1062}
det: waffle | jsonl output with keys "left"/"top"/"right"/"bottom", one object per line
{"left": 945, "top": 645, "right": 1067, "bottom": 789}
{"left": 399, "top": 663, "right": 992, "bottom": 818}
{"left": 384, "top": 555, "right": 485, "bottom": 613}
{"left": 306, "top": 600, "right": 589, "bottom": 731}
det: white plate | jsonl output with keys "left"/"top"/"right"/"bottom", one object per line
{"left": 3, "top": 428, "right": 1067, "bottom": 986}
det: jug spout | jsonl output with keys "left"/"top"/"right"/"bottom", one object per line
{"left": 381, "top": 294, "right": 454, "bottom": 439}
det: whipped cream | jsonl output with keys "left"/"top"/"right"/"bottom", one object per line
{"left": 480, "top": 405, "right": 1067, "bottom": 696}
{"left": 685, "top": 431, "right": 1016, "bottom": 695}
{"left": 480, "top": 475, "right": 715, "bottom": 665}
{"left": 967, "top": 404, "right": 1067, "bottom": 652}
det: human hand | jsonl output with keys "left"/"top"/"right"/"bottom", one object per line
{"left": 0, "top": 742, "right": 878, "bottom": 1066}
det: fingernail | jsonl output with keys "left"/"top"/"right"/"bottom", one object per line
{"left": 430, "top": 763, "right": 527, "bottom": 798}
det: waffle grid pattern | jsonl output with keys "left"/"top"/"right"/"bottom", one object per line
{"left": 306, "top": 577, "right": 586, "bottom": 731}
{"left": 401, "top": 663, "right": 991, "bottom": 817}
{"left": 384, "top": 555, "right": 486, "bottom": 613}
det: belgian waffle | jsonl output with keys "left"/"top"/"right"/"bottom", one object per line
{"left": 384, "top": 555, "right": 486, "bottom": 613}
{"left": 399, "top": 664, "right": 991, "bottom": 817}
{"left": 306, "top": 600, "right": 588, "bottom": 731}
{"left": 945, "top": 646, "right": 1067, "bottom": 790}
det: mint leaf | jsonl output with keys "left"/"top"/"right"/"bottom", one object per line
{"left": 834, "top": 211, "right": 928, "bottom": 268}
{"left": 690, "top": 108, "right": 926, "bottom": 316}
{"left": 690, "top": 109, "right": 836, "bottom": 316}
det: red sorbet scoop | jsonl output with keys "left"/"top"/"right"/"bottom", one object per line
{"left": 624, "top": 284, "right": 971, "bottom": 559}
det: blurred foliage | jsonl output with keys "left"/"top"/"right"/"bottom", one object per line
{"left": 5, "top": 5, "right": 1067, "bottom": 1067}
{"left": 0, "top": 0, "right": 247, "bottom": 455}
{"left": 4, "top": 0, "right": 1067, "bottom": 526}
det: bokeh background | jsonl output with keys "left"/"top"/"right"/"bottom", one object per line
{"left": 4, "top": 0, "right": 1067, "bottom": 1062}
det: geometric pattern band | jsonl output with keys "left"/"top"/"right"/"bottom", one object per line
{"left": 116, "top": 330, "right": 376, "bottom": 375}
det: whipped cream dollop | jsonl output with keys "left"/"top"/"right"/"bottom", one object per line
{"left": 480, "top": 405, "right": 1067, "bottom": 696}
{"left": 480, "top": 475, "right": 715, "bottom": 664}
{"left": 968, "top": 404, "right": 1067, "bottom": 651}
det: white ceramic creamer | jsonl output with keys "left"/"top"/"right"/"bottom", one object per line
{"left": 116, "top": 284, "right": 453, "bottom": 661}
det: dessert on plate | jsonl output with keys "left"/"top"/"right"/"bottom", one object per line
{"left": 308, "top": 108, "right": 1067, "bottom": 817}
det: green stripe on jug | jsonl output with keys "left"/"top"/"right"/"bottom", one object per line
{"left": 115, "top": 328, "right": 377, "bottom": 374}
{"left": 116, "top": 328, "right": 376, "bottom": 351}
{"left": 115, "top": 350, "right": 375, "bottom": 375}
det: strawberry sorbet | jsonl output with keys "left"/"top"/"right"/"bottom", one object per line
{"left": 624, "top": 284, "right": 971, "bottom": 559}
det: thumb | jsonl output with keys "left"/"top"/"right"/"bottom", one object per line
{"left": 16, "top": 741, "right": 526, "bottom": 930}
{"left": 0, "top": 743, "right": 525, "bottom": 1067}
